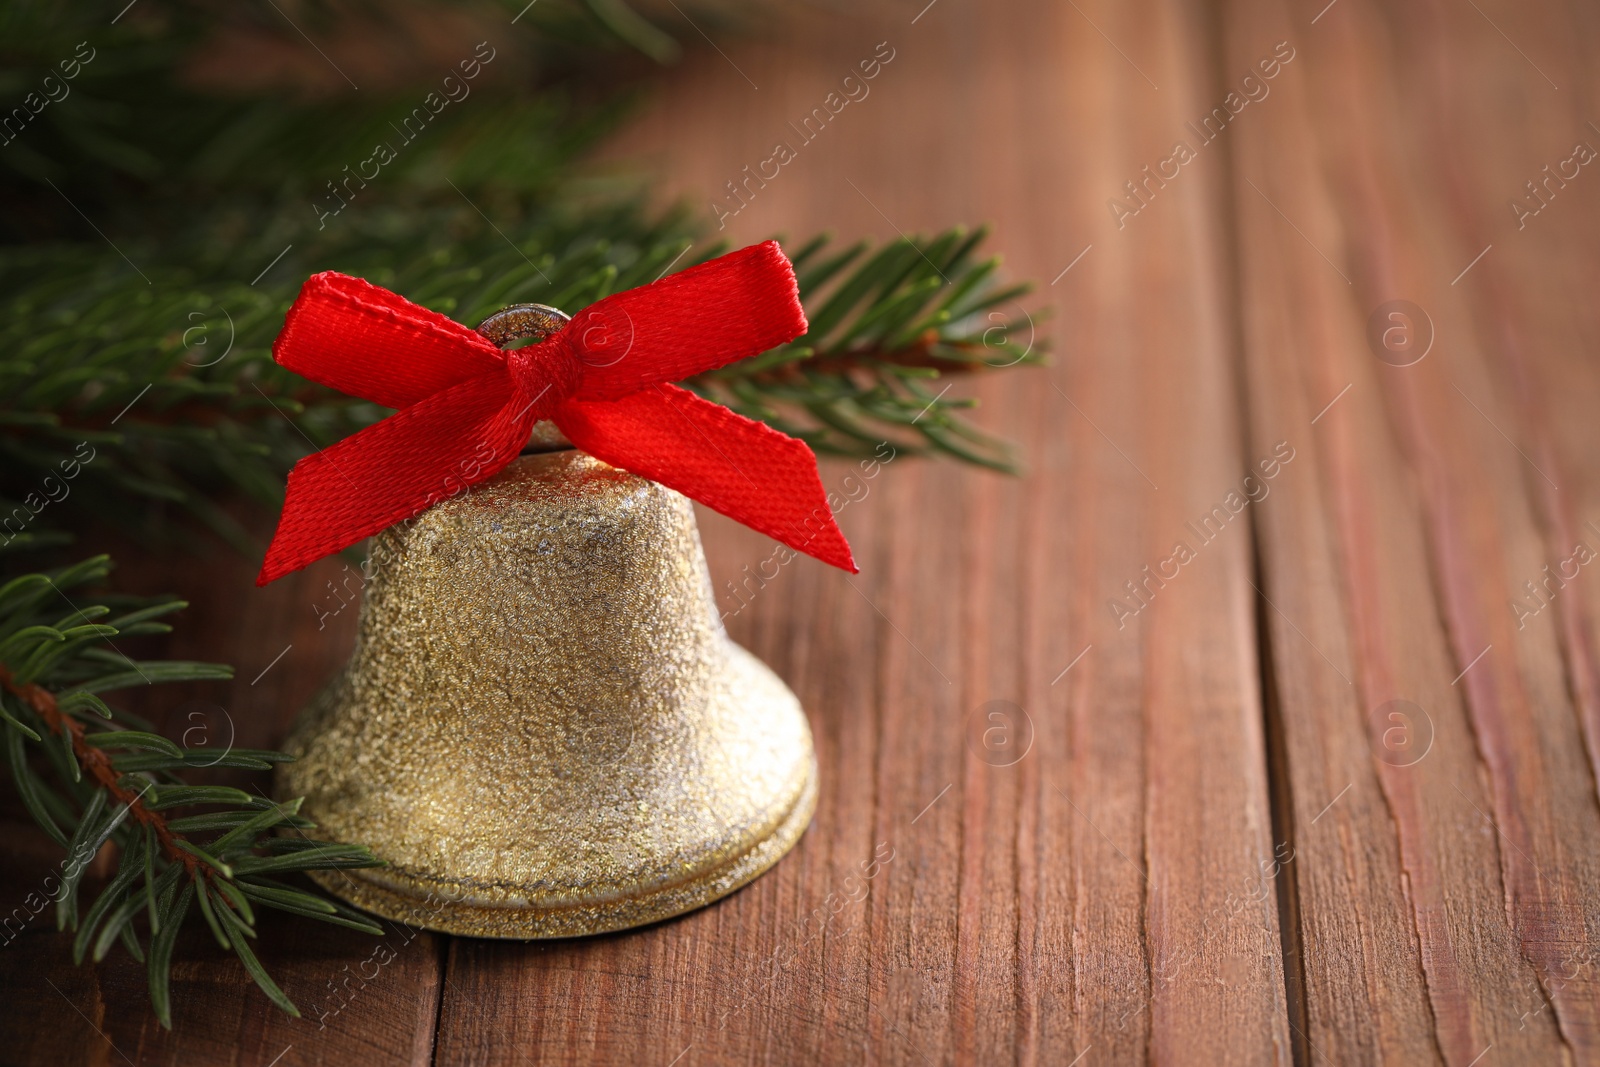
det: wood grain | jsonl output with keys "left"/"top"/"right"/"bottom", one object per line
{"left": 3, "top": 0, "right": 1600, "bottom": 1063}
{"left": 1227, "top": 0, "right": 1600, "bottom": 1061}
{"left": 442, "top": 0, "right": 1289, "bottom": 1062}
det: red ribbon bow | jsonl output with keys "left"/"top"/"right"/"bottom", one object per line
{"left": 257, "top": 241, "right": 857, "bottom": 585}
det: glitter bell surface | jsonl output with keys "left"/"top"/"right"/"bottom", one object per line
{"left": 277, "top": 449, "right": 818, "bottom": 937}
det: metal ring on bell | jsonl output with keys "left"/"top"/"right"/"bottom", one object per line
{"left": 478, "top": 304, "right": 576, "bottom": 453}
{"left": 476, "top": 303, "right": 571, "bottom": 348}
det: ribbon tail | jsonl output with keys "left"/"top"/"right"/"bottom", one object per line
{"left": 556, "top": 385, "right": 857, "bottom": 573}
{"left": 257, "top": 373, "right": 532, "bottom": 585}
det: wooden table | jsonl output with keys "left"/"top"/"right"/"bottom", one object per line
{"left": 5, "top": 0, "right": 1600, "bottom": 1062}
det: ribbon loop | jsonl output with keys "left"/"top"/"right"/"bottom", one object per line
{"left": 257, "top": 241, "right": 857, "bottom": 586}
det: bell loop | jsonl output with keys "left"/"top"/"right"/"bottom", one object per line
{"left": 480, "top": 302, "right": 582, "bottom": 420}
{"left": 477, "top": 303, "right": 570, "bottom": 348}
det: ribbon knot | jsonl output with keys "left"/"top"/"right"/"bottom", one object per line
{"left": 506, "top": 341, "right": 581, "bottom": 416}
{"left": 257, "top": 241, "right": 858, "bottom": 585}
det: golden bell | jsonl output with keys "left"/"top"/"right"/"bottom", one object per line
{"left": 277, "top": 447, "right": 818, "bottom": 937}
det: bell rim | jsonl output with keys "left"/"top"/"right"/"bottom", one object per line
{"left": 301, "top": 745, "right": 817, "bottom": 939}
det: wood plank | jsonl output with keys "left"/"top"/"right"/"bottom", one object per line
{"left": 1388, "top": 0, "right": 1600, "bottom": 1053}
{"left": 433, "top": 0, "right": 1290, "bottom": 1062}
{"left": 1225, "top": 0, "right": 1600, "bottom": 1060}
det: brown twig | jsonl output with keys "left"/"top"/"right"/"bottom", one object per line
{"left": 695, "top": 334, "right": 1001, "bottom": 388}
{"left": 0, "top": 665, "right": 205, "bottom": 881}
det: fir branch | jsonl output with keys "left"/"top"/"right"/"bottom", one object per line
{"left": 2, "top": 666, "right": 201, "bottom": 882}
{"left": 688, "top": 228, "right": 1044, "bottom": 471}
{"left": 0, "top": 221, "right": 1039, "bottom": 552}
{"left": 0, "top": 0, "right": 1043, "bottom": 548}
{"left": 0, "top": 554, "right": 383, "bottom": 1028}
